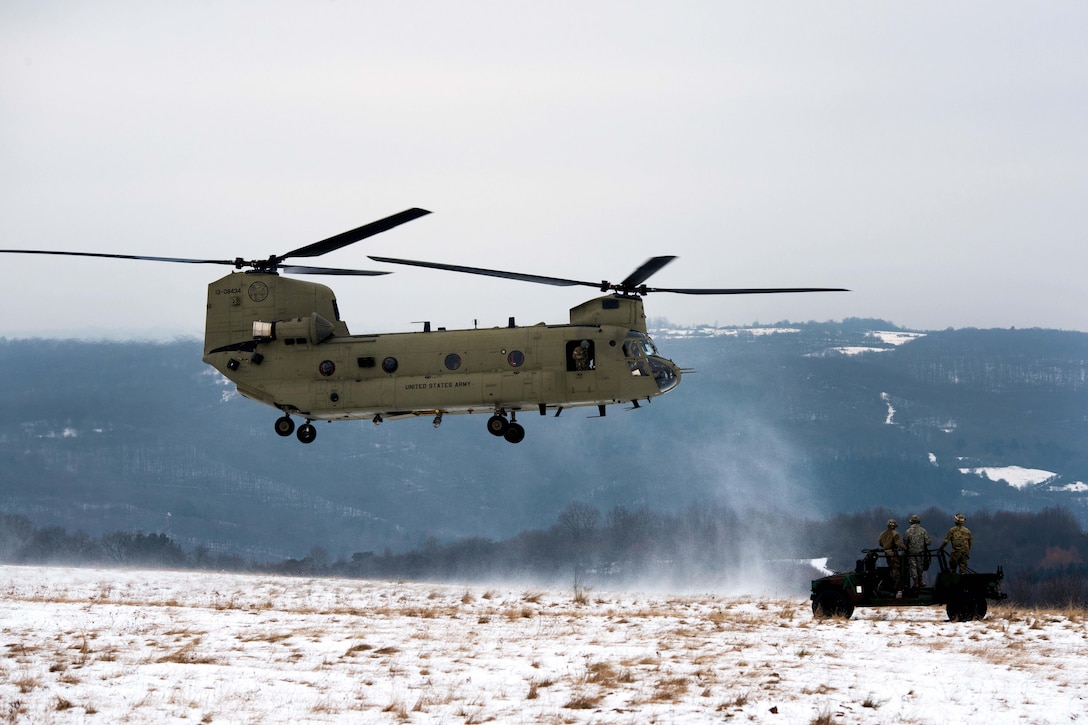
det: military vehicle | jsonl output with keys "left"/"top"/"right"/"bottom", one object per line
{"left": 810, "top": 547, "right": 1007, "bottom": 621}
{"left": 1, "top": 208, "right": 846, "bottom": 444}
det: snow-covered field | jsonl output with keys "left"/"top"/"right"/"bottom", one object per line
{"left": 2, "top": 565, "right": 1086, "bottom": 724}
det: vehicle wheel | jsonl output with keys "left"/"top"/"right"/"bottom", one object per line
{"left": 504, "top": 422, "right": 525, "bottom": 444}
{"left": 812, "top": 591, "right": 854, "bottom": 619}
{"left": 486, "top": 414, "right": 509, "bottom": 437}
{"left": 296, "top": 423, "right": 317, "bottom": 444}
{"left": 274, "top": 416, "right": 295, "bottom": 437}
{"left": 946, "top": 593, "right": 986, "bottom": 622}
{"left": 945, "top": 599, "right": 963, "bottom": 622}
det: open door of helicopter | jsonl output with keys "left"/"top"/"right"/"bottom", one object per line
{"left": 566, "top": 338, "right": 595, "bottom": 372}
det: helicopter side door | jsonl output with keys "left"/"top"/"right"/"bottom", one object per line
{"left": 565, "top": 338, "right": 596, "bottom": 393}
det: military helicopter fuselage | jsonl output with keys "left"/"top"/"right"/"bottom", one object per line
{"left": 3, "top": 207, "right": 845, "bottom": 445}
{"left": 204, "top": 270, "right": 679, "bottom": 443}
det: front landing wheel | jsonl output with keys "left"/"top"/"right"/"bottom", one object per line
{"left": 274, "top": 416, "right": 295, "bottom": 437}
{"left": 487, "top": 414, "right": 509, "bottom": 437}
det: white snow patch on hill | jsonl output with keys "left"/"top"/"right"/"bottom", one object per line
{"left": 1049, "top": 480, "right": 1088, "bottom": 493}
{"left": 653, "top": 326, "right": 801, "bottom": 339}
{"left": 959, "top": 466, "right": 1059, "bottom": 490}
{"left": 824, "top": 345, "right": 894, "bottom": 356}
{"left": 867, "top": 330, "right": 926, "bottom": 346}
{"left": 881, "top": 392, "right": 896, "bottom": 425}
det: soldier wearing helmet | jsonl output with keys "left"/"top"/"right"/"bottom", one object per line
{"left": 902, "top": 514, "right": 932, "bottom": 590}
{"left": 878, "top": 518, "right": 906, "bottom": 594}
{"left": 571, "top": 340, "right": 592, "bottom": 371}
{"left": 939, "top": 513, "right": 973, "bottom": 574}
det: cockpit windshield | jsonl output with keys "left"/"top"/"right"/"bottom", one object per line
{"left": 624, "top": 331, "right": 658, "bottom": 358}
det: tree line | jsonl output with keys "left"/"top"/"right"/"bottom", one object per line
{"left": 2, "top": 505, "right": 1085, "bottom": 607}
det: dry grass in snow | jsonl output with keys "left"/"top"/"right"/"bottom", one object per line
{"left": 1, "top": 565, "right": 1087, "bottom": 723}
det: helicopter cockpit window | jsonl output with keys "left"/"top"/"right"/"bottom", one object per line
{"left": 566, "top": 339, "right": 594, "bottom": 371}
{"left": 625, "top": 331, "right": 657, "bottom": 376}
{"left": 624, "top": 331, "right": 658, "bottom": 358}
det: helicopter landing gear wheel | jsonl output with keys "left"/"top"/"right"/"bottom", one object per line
{"left": 274, "top": 415, "right": 295, "bottom": 437}
{"left": 486, "top": 414, "right": 509, "bottom": 437}
{"left": 296, "top": 422, "right": 317, "bottom": 444}
{"left": 504, "top": 422, "right": 526, "bottom": 444}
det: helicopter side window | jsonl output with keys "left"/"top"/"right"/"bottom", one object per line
{"left": 566, "top": 339, "right": 594, "bottom": 371}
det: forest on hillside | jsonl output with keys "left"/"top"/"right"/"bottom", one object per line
{"left": 2, "top": 505, "right": 1085, "bottom": 607}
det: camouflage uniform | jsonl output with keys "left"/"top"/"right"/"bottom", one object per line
{"left": 878, "top": 520, "right": 905, "bottom": 591}
{"left": 941, "top": 514, "right": 973, "bottom": 574}
{"left": 902, "top": 515, "right": 932, "bottom": 589}
{"left": 571, "top": 342, "right": 590, "bottom": 371}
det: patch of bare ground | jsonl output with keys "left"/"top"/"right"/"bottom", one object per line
{"left": 155, "top": 641, "right": 221, "bottom": 666}
{"left": 563, "top": 691, "right": 604, "bottom": 710}
{"left": 649, "top": 675, "right": 691, "bottom": 703}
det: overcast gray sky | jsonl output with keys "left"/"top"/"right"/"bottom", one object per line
{"left": 2, "top": 1, "right": 1085, "bottom": 340}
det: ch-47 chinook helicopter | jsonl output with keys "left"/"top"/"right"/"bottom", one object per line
{"left": 1, "top": 208, "right": 846, "bottom": 444}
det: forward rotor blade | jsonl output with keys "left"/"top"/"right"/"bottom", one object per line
{"left": 282, "top": 208, "right": 431, "bottom": 260}
{"left": 622, "top": 256, "right": 676, "bottom": 288}
{"left": 646, "top": 286, "right": 850, "bottom": 295}
{"left": 368, "top": 256, "right": 599, "bottom": 288}
{"left": 0, "top": 249, "right": 237, "bottom": 265}
{"left": 280, "top": 265, "right": 391, "bottom": 276}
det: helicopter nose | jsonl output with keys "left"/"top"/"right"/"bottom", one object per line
{"left": 648, "top": 356, "right": 681, "bottom": 393}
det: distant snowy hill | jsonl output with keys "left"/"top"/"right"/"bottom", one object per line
{"left": 1, "top": 322, "right": 1085, "bottom": 559}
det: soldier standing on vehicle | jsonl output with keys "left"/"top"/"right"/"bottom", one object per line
{"left": 879, "top": 519, "right": 906, "bottom": 594}
{"left": 902, "top": 514, "right": 932, "bottom": 590}
{"left": 940, "top": 513, "right": 973, "bottom": 574}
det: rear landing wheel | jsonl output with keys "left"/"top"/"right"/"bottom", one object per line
{"left": 274, "top": 416, "right": 295, "bottom": 437}
{"left": 504, "top": 422, "right": 526, "bottom": 444}
{"left": 297, "top": 422, "right": 317, "bottom": 444}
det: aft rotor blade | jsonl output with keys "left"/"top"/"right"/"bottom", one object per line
{"left": 622, "top": 256, "right": 676, "bottom": 288}
{"left": 369, "top": 254, "right": 849, "bottom": 296}
{"left": 282, "top": 208, "right": 431, "bottom": 260}
{"left": 647, "top": 286, "right": 850, "bottom": 295}
{"left": 368, "top": 256, "right": 599, "bottom": 288}
{"left": 0, "top": 249, "right": 237, "bottom": 265}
